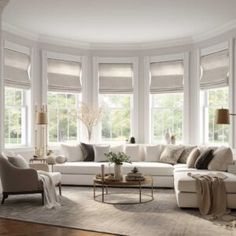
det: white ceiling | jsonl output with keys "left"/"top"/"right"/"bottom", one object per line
{"left": 2, "top": 0, "right": 236, "bottom": 44}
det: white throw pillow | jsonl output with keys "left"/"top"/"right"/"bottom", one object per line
{"left": 160, "top": 145, "right": 184, "bottom": 164}
{"left": 124, "top": 144, "right": 140, "bottom": 162}
{"left": 7, "top": 154, "right": 29, "bottom": 169}
{"left": 61, "top": 143, "right": 83, "bottom": 162}
{"left": 110, "top": 145, "right": 123, "bottom": 153}
{"left": 144, "top": 145, "right": 165, "bottom": 162}
{"left": 208, "top": 146, "right": 233, "bottom": 171}
{"left": 94, "top": 145, "right": 110, "bottom": 162}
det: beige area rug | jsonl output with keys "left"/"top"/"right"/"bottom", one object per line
{"left": 0, "top": 187, "right": 235, "bottom": 236}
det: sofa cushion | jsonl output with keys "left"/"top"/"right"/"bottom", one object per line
{"left": 94, "top": 145, "right": 110, "bottom": 162}
{"left": 160, "top": 145, "right": 184, "bottom": 164}
{"left": 124, "top": 144, "right": 140, "bottom": 162}
{"left": 80, "top": 143, "right": 94, "bottom": 162}
{"left": 61, "top": 143, "right": 83, "bottom": 162}
{"left": 178, "top": 146, "right": 196, "bottom": 163}
{"left": 208, "top": 147, "right": 233, "bottom": 171}
{"left": 53, "top": 161, "right": 174, "bottom": 176}
{"left": 110, "top": 145, "right": 123, "bottom": 153}
{"left": 144, "top": 145, "right": 165, "bottom": 162}
{"left": 174, "top": 170, "right": 236, "bottom": 193}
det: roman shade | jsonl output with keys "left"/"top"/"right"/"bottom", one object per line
{"left": 200, "top": 50, "right": 229, "bottom": 90}
{"left": 47, "top": 58, "right": 82, "bottom": 93}
{"left": 150, "top": 60, "right": 184, "bottom": 93}
{"left": 4, "top": 48, "right": 31, "bottom": 89}
{"left": 99, "top": 63, "right": 133, "bottom": 94}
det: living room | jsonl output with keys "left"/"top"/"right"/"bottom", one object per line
{"left": 0, "top": 0, "right": 236, "bottom": 235}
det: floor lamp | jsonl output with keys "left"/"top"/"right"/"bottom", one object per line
{"left": 35, "top": 105, "right": 48, "bottom": 158}
{"left": 215, "top": 108, "right": 236, "bottom": 125}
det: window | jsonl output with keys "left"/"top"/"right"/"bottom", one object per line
{"left": 201, "top": 87, "right": 229, "bottom": 145}
{"left": 46, "top": 54, "right": 82, "bottom": 144}
{"left": 4, "top": 87, "right": 29, "bottom": 146}
{"left": 149, "top": 59, "right": 184, "bottom": 143}
{"left": 200, "top": 48, "right": 229, "bottom": 145}
{"left": 98, "top": 62, "right": 134, "bottom": 142}
{"left": 48, "top": 92, "right": 79, "bottom": 144}
{"left": 151, "top": 93, "right": 183, "bottom": 143}
{"left": 4, "top": 46, "right": 31, "bottom": 148}
{"left": 100, "top": 94, "right": 132, "bottom": 142}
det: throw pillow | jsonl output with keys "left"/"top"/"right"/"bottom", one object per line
{"left": 8, "top": 154, "right": 29, "bottom": 169}
{"left": 160, "top": 145, "right": 185, "bottom": 164}
{"left": 144, "top": 145, "right": 165, "bottom": 162}
{"left": 178, "top": 146, "right": 196, "bottom": 163}
{"left": 55, "top": 155, "right": 67, "bottom": 164}
{"left": 194, "top": 148, "right": 214, "bottom": 169}
{"left": 124, "top": 144, "right": 140, "bottom": 162}
{"left": 208, "top": 147, "right": 233, "bottom": 171}
{"left": 61, "top": 143, "right": 83, "bottom": 162}
{"left": 80, "top": 143, "right": 95, "bottom": 162}
{"left": 186, "top": 148, "right": 200, "bottom": 168}
{"left": 94, "top": 145, "right": 110, "bottom": 162}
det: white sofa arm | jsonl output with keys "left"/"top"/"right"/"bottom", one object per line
{"left": 228, "top": 161, "right": 236, "bottom": 174}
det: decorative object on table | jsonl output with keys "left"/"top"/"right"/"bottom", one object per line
{"left": 35, "top": 104, "right": 48, "bottom": 158}
{"left": 126, "top": 167, "right": 145, "bottom": 181}
{"left": 170, "top": 134, "right": 176, "bottom": 144}
{"left": 77, "top": 102, "right": 102, "bottom": 142}
{"left": 129, "top": 136, "right": 136, "bottom": 144}
{"left": 105, "top": 152, "right": 131, "bottom": 181}
{"left": 165, "top": 128, "right": 171, "bottom": 144}
{"left": 46, "top": 156, "right": 56, "bottom": 165}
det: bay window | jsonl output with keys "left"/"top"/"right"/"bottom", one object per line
{"left": 150, "top": 59, "right": 184, "bottom": 143}
{"left": 200, "top": 49, "right": 229, "bottom": 145}
{"left": 47, "top": 56, "right": 82, "bottom": 144}
{"left": 4, "top": 47, "right": 31, "bottom": 147}
{"left": 98, "top": 63, "right": 133, "bottom": 142}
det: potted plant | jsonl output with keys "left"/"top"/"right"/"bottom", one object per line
{"left": 105, "top": 152, "right": 131, "bottom": 180}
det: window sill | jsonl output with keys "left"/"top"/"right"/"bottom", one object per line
{"left": 4, "top": 146, "right": 34, "bottom": 152}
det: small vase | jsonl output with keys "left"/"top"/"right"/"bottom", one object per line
{"left": 114, "top": 164, "right": 122, "bottom": 180}
{"left": 165, "top": 129, "right": 171, "bottom": 144}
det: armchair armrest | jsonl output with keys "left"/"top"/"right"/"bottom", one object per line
{"left": 1, "top": 167, "right": 41, "bottom": 193}
{"left": 29, "top": 163, "right": 49, "bottom": 172}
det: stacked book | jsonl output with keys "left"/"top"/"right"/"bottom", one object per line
{"left": 126, "top": 171, "right": 145, "bottom": 181}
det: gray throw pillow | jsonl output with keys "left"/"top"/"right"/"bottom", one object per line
{"left": 160, "top": 145, "right": 185, "bottom": 164}
{"left": 8, "top": 154, "right": 29, "bottom": 169}
{"left": 178, "top": 146, "right": 196, "bottom": 163}
{"left": 186, "top": 148, "right": 200, "bottom": 168}
{"left": 55, "top": 155, "right": 67, "bottom": 164}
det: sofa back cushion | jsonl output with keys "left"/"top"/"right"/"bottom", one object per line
{"left": 8, "top": 154, "right": 29, "bottom": 169}
{"left": 194, "top": 148, "right": 214, "bottom": 169}
{"left": 61, "top": 143, "right": 83, "bottom": 162}
{"left": 208, "top": 147, "right": 233, "bottom": 171}
{"left": 178, "top": 146, "right": 196, "bottom": 163}
{"left": 160, "top": 145, "right": 184, "bottom": 164}
{"left": 80, "top": 143, "right": 94, "bottom": 162}
{"left": 94, "top": 145, "right": 110, "bottom": 162}
{"left": 124, "top": 144, "right": 140, "bottom": 162}
{"left": 186, "top": 148, "right": 200, "bottom": 168}
{"left": 144, "top": 145, "right": 165, "bottom": 162}
{"left": 110, "top": 145, "right": 123, "bottom": 153}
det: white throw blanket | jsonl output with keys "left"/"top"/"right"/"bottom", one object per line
{"left": 38, "top": 170, "right": 61, "bottom": 209}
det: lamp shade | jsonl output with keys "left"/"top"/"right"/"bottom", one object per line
{"left": 215, "top": 108, "right": 230, "bottom": 124}
{"left": 36, "top": 112, "right": 48, "bottom": 125}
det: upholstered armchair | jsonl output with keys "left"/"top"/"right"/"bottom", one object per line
{"left": 0, "top": 154, "right": 61, "bottom": 205}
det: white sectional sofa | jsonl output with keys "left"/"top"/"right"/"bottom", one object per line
{"left": 53, "top": 144, "right": 236, "bottom": 208}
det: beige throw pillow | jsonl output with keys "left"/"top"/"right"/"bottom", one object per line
{"left": 186, "top": 148, "right": 200, "bottom": 168}
{"left": 208, "top": 147, "right": 233, "bottom": 171}
{"left": 160, "top": 145, "right": 184, "bottom": 164}
{"left": 178, "top": 146, "right": 196, "bottom": 163}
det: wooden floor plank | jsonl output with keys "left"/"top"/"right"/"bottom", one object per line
{"left": 0, "top": 218, "right": 116, "bottom": 236}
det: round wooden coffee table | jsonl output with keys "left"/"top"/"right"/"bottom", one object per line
{"left": 93, "top": 175, "right": 154, "bottom": 204}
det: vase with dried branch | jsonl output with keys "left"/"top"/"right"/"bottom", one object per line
{"left": 77, "top": 102, "right": 102, "bottom": 142}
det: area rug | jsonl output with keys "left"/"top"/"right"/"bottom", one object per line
{"left": 0, "top": 187, "right": 235, "bottom": 236}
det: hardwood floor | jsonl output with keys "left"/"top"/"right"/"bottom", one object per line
{"left": 0, "top": 218, "right": 116, "bottom": 236}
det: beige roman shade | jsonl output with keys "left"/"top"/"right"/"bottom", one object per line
{"left": 99, "top": 63, "right": 133, "bottom": 94}
{"left": 150, "top": 60, "right": 184, "bottom": 93}
{"left": 47, "top": 58, "right": 82, "bottom": 93}
{"left": 4, "top": 48, "right": 31, "bottom": 89}
{"left": 200, "top": 50, "right": 229, "bottom": 89}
